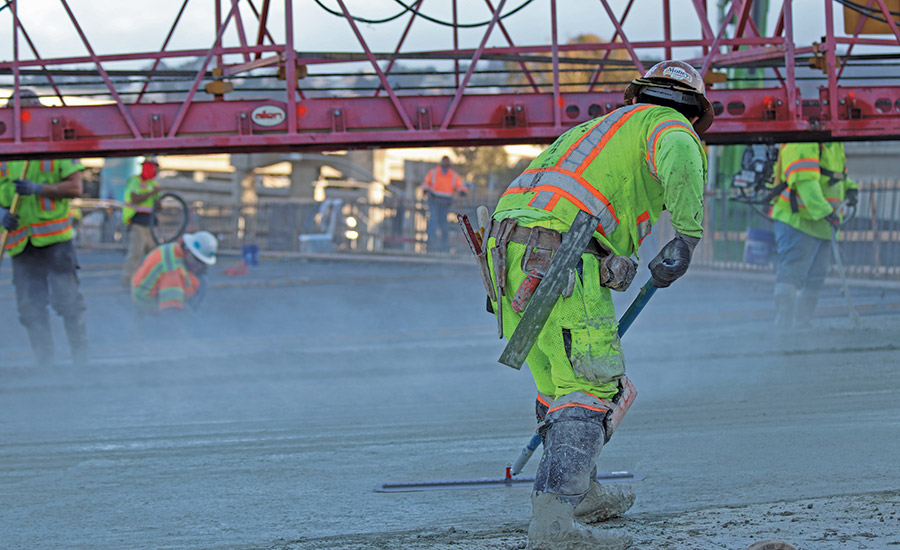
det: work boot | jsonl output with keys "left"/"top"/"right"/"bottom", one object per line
{"left": 527, "top": 492, "right": 632, "bottom": 550}
{"left": 574, "top": 478, "right": 635, "bottom": 524}
{"left": 794, "top": 288, "right": 820, "bottom": 329}
{"left": 63, "top": 314, "right": 89, "bottom": 365}
{"left": 25, "top": 323, "right": 55, "bottom": 365}
{"left": 773, "top": 282, "right": 798, "bottom": 329}
{"left": 528, "top": 393, "right": 631, "bottom": 550}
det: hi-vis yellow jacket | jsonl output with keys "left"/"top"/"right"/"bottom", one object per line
{"left": 769, "top": 142, "right": 857, "bottom": 240}
{"left": 493, "top": 103, "right": 707, "bottom": 257}
{"left": 0, "top": 159, "right": 85, "bottom": 257}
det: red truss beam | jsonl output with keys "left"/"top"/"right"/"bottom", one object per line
{"left": 2, "top": 0, "right": 900, "bottom": 159}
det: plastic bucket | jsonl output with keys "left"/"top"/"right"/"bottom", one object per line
{"left": 743, "top": 228, "right": 775, "bottom": 265}
{"left": 241, "top": 244, "right": 260, "bottom": 266}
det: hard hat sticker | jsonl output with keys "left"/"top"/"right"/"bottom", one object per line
{"left": 663, "top": 66, "right": 692, "bottom": 82}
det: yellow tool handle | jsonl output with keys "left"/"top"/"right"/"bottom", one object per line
{"left": 0, "top": 161, "right": 31, "bottom": 270}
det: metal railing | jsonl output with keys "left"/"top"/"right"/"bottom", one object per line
{"left": 74, "top": 180, "right": 900, "bottom": 279}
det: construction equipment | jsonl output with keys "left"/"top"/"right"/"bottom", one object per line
{"left": 830, "top": 226, "right": 862, "bottom": 328}
{"left": 0, "top": 161, "right": 30, "bottom": 271}
{"left": 509, "top": 278, "right": 660, "bottom": 475}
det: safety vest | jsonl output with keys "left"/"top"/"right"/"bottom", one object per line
{"left": 769, "top": 142, "right": 857, "bottom": 240}
{"left": 131, "top": 242, "right": 200, "bottom": 311}
{"left": 122, "top": 175, "right": 159, "bottom": 225}
{"left": 493, "top": 104, "right": 707, "bottom": 257}
{"left": 423, "top": 167, "right": 465, "bottom": 197}
{"left": 0, "top": 159, "right": 84, "bottom": 257}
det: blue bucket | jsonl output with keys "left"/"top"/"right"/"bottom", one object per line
{"left": 242, "top": 244, "right": 260, "bottom": 266}
{"left": 743, "top": 228, "right": 775, "bottom": 265}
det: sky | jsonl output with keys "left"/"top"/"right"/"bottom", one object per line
{"left": 0, "top": 0, "right": 852, "bottom": 72}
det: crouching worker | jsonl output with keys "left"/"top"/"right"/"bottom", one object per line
{"left": 131, "top": 231, "right": 217, "bottom": 313}
{"left": 484, "top": 60, "right": 713, "bottom": 550}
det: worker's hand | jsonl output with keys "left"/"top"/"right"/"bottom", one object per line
{"left": 13, "top": 178, "right": 44, "bottom": 195}
{"left": 844, "top": 188, "right": 859, "bottom": 207}
{"left": 824, "top": 210, "right": 841, "bottom": 229}
{"left": 0, "top": 207, "right": 19, "bottom": 231}
{"left": 649, "top": 233, "right": 700, "bottom": 288}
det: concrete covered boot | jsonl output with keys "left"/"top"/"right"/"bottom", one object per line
{"left": 574, "top": 476, "right": 636, "bottom": 524}
{"left": 773, "top": 282, "right": 798, "bottom": 329}
{"left": 794, "top": 288, "right": 820, "bottom": 329}
{"left": 63, "top": 314, "right": 88, "bottom": 364}
{"left": 526, "top": 392, "right": 631, "bottom": 550}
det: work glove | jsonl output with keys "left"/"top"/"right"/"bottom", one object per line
{"left": 649, "top": 233, "right": 700, "bottom": 288}
{"left": 0, "top": 207, "right": 18, "bottom": 231}
{"left": 824, "top": 210, "right": 841, "bottom": 229}
{"left": 14, "top": 178, "right": 44, "bottom": 195}
{"left": 844, "top": 188, "right": 859, "bottom": 207}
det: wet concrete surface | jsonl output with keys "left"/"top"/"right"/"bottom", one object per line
{"left": 1, "top": 250, "right": 899, "bottom": 549}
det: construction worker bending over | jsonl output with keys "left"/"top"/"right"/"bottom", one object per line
{"left": 484, "top": 60, "right": 713, "bottom": 550}
{"left": 0, "top": 158, "right": 88, "bottom": 364}
{"left": 421, "top": 155, "right": 467, "bottom": 252}
{"left": 121, "top": 156, "right": 164, "bottom": 288}
{"left": 132, "top": 231, "right": 217, "bottom": 313}
{"left": 769, "top": 142, "right": 857, "bottom": 329}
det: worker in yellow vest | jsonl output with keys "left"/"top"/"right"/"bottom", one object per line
{"left": 120, "top": 156, "right": 164, "bottom": 288}
{"left": 485, "top": 60, "right": 713, "bottom": 550}
{"left": 1, "top": 158, "right": 88, "bottom": 364}
{"left": 421, "top": 155, "right": 467, "bottom": 251}
{"left": 769, "top": 142, "right": 857, "bottom": 328}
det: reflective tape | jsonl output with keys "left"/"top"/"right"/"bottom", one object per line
{"left": 504, "top": 170, "right": 619, "bottom": 236}
{"left": 29, "top": 218, "right": 71, "bottom": 238}
{"left": 637, "top": 211, "right": 651, "bottom": 244}
{"left": 557, "top": 104, "right": 650, "bottom": 174}
{"left": 784, "top": 158, "right": 819, "bottom": 181}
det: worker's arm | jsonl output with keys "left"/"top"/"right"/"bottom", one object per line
{"left": 129, "top": 187, "right": 162, "bottom": 204}
{"left": 655, "top": 131, "right": 706, "bottom": 239}
{"left": 14, "top": 170, "right": 83, "bottom": 199}
{"left": 647, "top": 130, "right": 706, "bottom": 288}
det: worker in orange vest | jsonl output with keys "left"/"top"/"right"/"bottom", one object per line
{"left": 131, "top": 231, "right": 217, "bottom": 313}
{"left": 421, "top": 155, "right": 467, "bottom": 251}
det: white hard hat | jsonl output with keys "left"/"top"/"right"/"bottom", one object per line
{"left": 182, "top": 231, "right": 218, "bottom": 265}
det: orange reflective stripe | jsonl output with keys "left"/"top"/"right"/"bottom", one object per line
{"left": 4, "top": 228, "right": 28, "bottom": 250}
{"left": 555, "top": 104, "right": 651, "bottom": 172}
{"left": 636, "top": 211, "right": 651, "bottom": 244}
{"left": 520, "top": 167, "right": 620, "bottom": 223}
{"left": 536, "top": 393, "right": 551, "bottom": 407}
{"left": 548, "top": 402, "right": 609, "bottom": 414}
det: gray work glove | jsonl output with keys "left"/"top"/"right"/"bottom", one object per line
{"left": 648, "top": 233, "right": 700, "bottom": 288}
{"left": 844, "top": 188, "right": 858, "bottom": 208}
{"left": 14, "top": 178, "right": 44, "bottom": 195}
{"left": 0, "top": 207, "right": 18, "bottom": 231}
{"left": 824, "top": 210, "right": 841, "bottom": 229}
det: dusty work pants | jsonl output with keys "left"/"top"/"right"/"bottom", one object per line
{"left": 121, "top": 224, "right": 155, "bottom": 288}
{"left": 426, "top": 195, "right": 453, "bottom": 252}
{"left": 11, "top": 241, "right": 87, "bottom": 362}
{"left": 773, "top": 220, "right": 831, "bottom": 292}
{"left": 487, "top": 218, "right": 624, "bottom": 401}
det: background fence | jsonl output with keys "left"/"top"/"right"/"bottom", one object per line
{"left": 75, "top": 179, "right": 900, "bottom": 280}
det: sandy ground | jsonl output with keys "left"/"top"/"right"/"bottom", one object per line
{"left": 2, "top": 250, "right": 899, "bottom": 550}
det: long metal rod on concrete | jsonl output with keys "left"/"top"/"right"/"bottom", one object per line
{"left": 831, "top": 226, "right": 862, "bottom": 328}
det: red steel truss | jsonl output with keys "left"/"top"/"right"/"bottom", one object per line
{"left": 2, "top": 0, "right": 900, "bottom": 159}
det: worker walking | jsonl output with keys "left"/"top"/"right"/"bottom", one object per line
{"left": 131, "top": 231, "right": 217, "bottom": 313}
{"left": 421, "top": 155, "right": 467, "bottom": 252}
{"left": 0, "top": 158, "right": 88, "bottom": 364}
{"left": 121, "top": 156, "right": 164, "bottom": 288}
{"left": 769, "top": 142, "right": 857, "bottom": 329}
{"left": 483, "top": 60, "right": 713, "bottom": 550}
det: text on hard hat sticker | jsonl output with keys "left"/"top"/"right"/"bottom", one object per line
{"left": 250, "top": 105, "right": 286, "bottom": 127}
{"left": 663, "top": 66, "right": 692, "bottom": 83}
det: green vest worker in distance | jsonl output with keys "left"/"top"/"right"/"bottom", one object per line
{"left": 769, "top": 142, "right": 858, "bottom": 329}
{"left": 121, "top": 156, "right": 165, "bottom": 288}
{"left": 0, "top": 157, "right": 88, "bottom": 365}
{"left": 486, "top": 60, "right": 712, "bottom": 550}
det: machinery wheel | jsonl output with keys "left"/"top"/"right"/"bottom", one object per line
{"left": 151, "top": 192, "right": 189, "bottom": 245}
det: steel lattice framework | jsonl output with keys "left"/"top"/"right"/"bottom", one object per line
{"left": 2, "top": 0, "right": 900, "bottom": 159}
